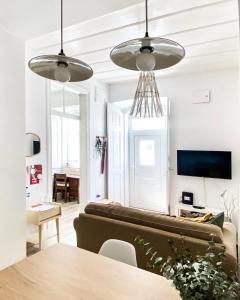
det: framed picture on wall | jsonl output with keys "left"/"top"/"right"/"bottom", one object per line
{"left": 29, "top": 164, "right": 42, "bottom": 185}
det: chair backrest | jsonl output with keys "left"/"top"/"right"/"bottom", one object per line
{"left": 54, "top": 173, "right": 67, "bottom": 183}
{"left": 99, "top": 239, "right": 137, "bottom": 267}
{"left": 54, "top": 173, "right": 66, "bottom": 180}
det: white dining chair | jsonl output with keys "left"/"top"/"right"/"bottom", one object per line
{"left": 99, "top": 239, "right": 137, "bottom": 267}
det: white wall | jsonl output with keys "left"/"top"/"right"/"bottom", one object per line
{"left": 0, "top": 26, "right": 26, "bottom": 269}
{"left": 25, "top": 53, "right": 48, "bottom": 206}
{"left": 109, "top": 68, "right": 240, "bottom": 220}
{"left": 90, "top": 84, "right": 108, "bottom": 201}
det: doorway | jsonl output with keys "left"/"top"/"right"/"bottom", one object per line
{"left": 108, "top": 98, "right": 169, "bottom": 213}
{"left": 48, "top": 82, "right": 89, "bottom": 204}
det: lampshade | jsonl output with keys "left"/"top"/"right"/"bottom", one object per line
{"left": 28, "top": 54, "right": 93, "bottom": 82}
{"left": 110, "top": 37, "right": 185, "bottom": 71}
{"left": 28, "top": 0, "right": 93, "bottom": 82}
{"left": 110, "top": 0, "right": 185, "bottom": 72}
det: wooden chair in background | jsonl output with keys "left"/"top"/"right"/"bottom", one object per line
{"left": 53, "top": 174, "right": 68, "bottom": 202}
{"left": 68, "top": 177, "right": 80, "bottom": 203}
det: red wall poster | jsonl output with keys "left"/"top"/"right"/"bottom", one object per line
{"left": 29, "top": 164, "right": 42, "bottom": 185}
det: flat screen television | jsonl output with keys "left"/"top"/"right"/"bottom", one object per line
{"left": 177, "top": 150, "right": 232, "bottom": 179}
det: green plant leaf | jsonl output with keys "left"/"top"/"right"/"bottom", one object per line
{"left": 135, "top": 235, "right": 240, "bottom": 300}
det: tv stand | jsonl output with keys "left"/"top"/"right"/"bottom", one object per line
{"left": 175, "top": 203, "right": 222, "bottom": 217}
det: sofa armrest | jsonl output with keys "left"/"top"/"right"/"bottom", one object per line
{"left": 222, "top": 222, "right": 237, "bottom": 261}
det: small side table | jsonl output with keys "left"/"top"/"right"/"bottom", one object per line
{"left": 27, "top": 202, "right": 62, "bottom": 250}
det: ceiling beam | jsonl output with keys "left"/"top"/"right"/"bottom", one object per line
{"left": 27, "top": 0, "right": 236, "bottom": 52}
{"left": 75, "top": 26, "right": 238, "bottom": 65}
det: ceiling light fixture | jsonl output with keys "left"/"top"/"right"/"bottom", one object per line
{"left": 110, "top": 0, "right": 185, "bottom": 118}
{"left": 28, "top": 0, "right": 93, "bottom": 82}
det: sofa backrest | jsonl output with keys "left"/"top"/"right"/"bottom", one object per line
{"left": 74, "top": 213, "right": 237, "bottom": 274}
{"left": 85, "top": 203, "right": 223, "bottom": 243}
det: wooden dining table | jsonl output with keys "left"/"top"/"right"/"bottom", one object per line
{"left": 0, "top": 244, "right": 181, "bottom": 300}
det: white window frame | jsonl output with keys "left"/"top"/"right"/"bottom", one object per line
{"left": 46, "top": 81, "right": 91, "bottom": 204}
{"left": 51, "top": 86, "right": 80, "bottom": 172}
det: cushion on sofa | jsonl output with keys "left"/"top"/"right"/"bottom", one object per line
{"left": 208, "top": 212, "right": 224, "bottom": 229}
{"left": 84, "top": 203, "right": 223, "bottom": 243}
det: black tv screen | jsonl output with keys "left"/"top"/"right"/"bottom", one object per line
{"left": 177, "top": 150, "right": 232, "bottom": 179}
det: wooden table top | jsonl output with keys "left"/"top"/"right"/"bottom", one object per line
{"left": 0, "top": 244, "right": 180, "bottom": 300}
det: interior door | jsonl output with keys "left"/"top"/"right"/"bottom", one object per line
{"left": 129, "top": 130, "right": 168, "bottom": 213}
{"left": 107, "top": 103, "right": 124, "bottom": 204}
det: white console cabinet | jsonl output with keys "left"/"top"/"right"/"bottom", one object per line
{"left": 175, "top": 202, "right": 222, "bottom": 217}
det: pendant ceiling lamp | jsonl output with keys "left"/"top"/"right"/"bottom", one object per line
{"left": 110, "top": 0, "right": 185, "bottom": 72}
{"left": 110, "top": 0, "right": 185, "bottom": 118}
{"left": 28, "top": 0, "right": 93, "bottom": 82}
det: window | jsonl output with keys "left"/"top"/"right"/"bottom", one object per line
{"left": 131, "top": 118, "right": 165, "bottom": 130}
{"left": 62, "top": 118, "right": 80, "bottom": 168}
{"left": 51, "top": 115, "right": 62, "bottom": 169}
{"left": 139, "top": 140, "right": 155, "bottom": 166}
{"left": 51, "top": 83, "right": 80, "bottom": 173}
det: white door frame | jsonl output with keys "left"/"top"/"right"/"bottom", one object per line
{"left": 46, "top": 81, "right": 91, "bottom": 206}
{"left": 123, "top": 111, "right": 130, "bottom": 207}
{"left": 107, "top": 103, "right": 124, "bottom": 204}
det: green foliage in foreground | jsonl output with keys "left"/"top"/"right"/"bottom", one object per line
{"left": 135, "top": 236, "right": 240, "bottom": 300}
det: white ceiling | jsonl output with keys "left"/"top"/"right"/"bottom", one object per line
{"left": 26, "top": 0, "right": 239, "bottom": 84}
{"left": 0, "top": 0, "right": 141, "bottom": 40}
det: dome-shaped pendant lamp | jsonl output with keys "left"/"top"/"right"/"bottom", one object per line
{"left": 28, "top": 0, "right": 93, "bottom": 82}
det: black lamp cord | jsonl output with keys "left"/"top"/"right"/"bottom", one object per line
{"left": 145, "top": 0, "right": 149, "bottom": 37}
{"left": 59, "top": 0, "right": 64, "bottom": 55}
{"left": 141, "top": 0, "right": 153, "bottom": 53}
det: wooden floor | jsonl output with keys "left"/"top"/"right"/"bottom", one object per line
{"left": 27, "top": 202, "right": 80, "bottom": 256}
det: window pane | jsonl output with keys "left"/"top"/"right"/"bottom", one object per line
{"left": 51, "top": 115, "right": 62, "bottom": 169}
{"left": 62, "top": 118, "right": 80, "bottom": 168}
{"left": 51, "top": 83, "right": 64, "bottom": 113}
{"left": 139, "top": 140, "right": 155, "bottom": 166}
{"left": 64, "top": 88, "right": 80, "bottom": 116}
{"left": 51, "top": 83, "right": 80, "bottom": 173}
{"left": 131, "top": 118, "right": 165, "bottom": 130}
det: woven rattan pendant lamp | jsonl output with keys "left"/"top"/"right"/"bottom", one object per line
{"left": 28, "top": 0, "right": 93, "bottom": 82}
{"left": 110, "top": 0, "right": 185, "bottom": 117}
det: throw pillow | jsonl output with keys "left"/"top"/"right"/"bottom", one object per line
{"left": 208, "top": 212, "right": 224, "bottom": 229}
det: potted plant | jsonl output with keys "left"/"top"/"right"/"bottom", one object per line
{"left": 135, "top": 236, "right": 240, "bottom": 300}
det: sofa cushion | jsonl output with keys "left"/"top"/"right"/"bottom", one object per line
{"left": 208, "top": 212, "right": 225, "bottom": 229}
{"left": 84, "top": 203, "right": 223, "bottom": 243}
